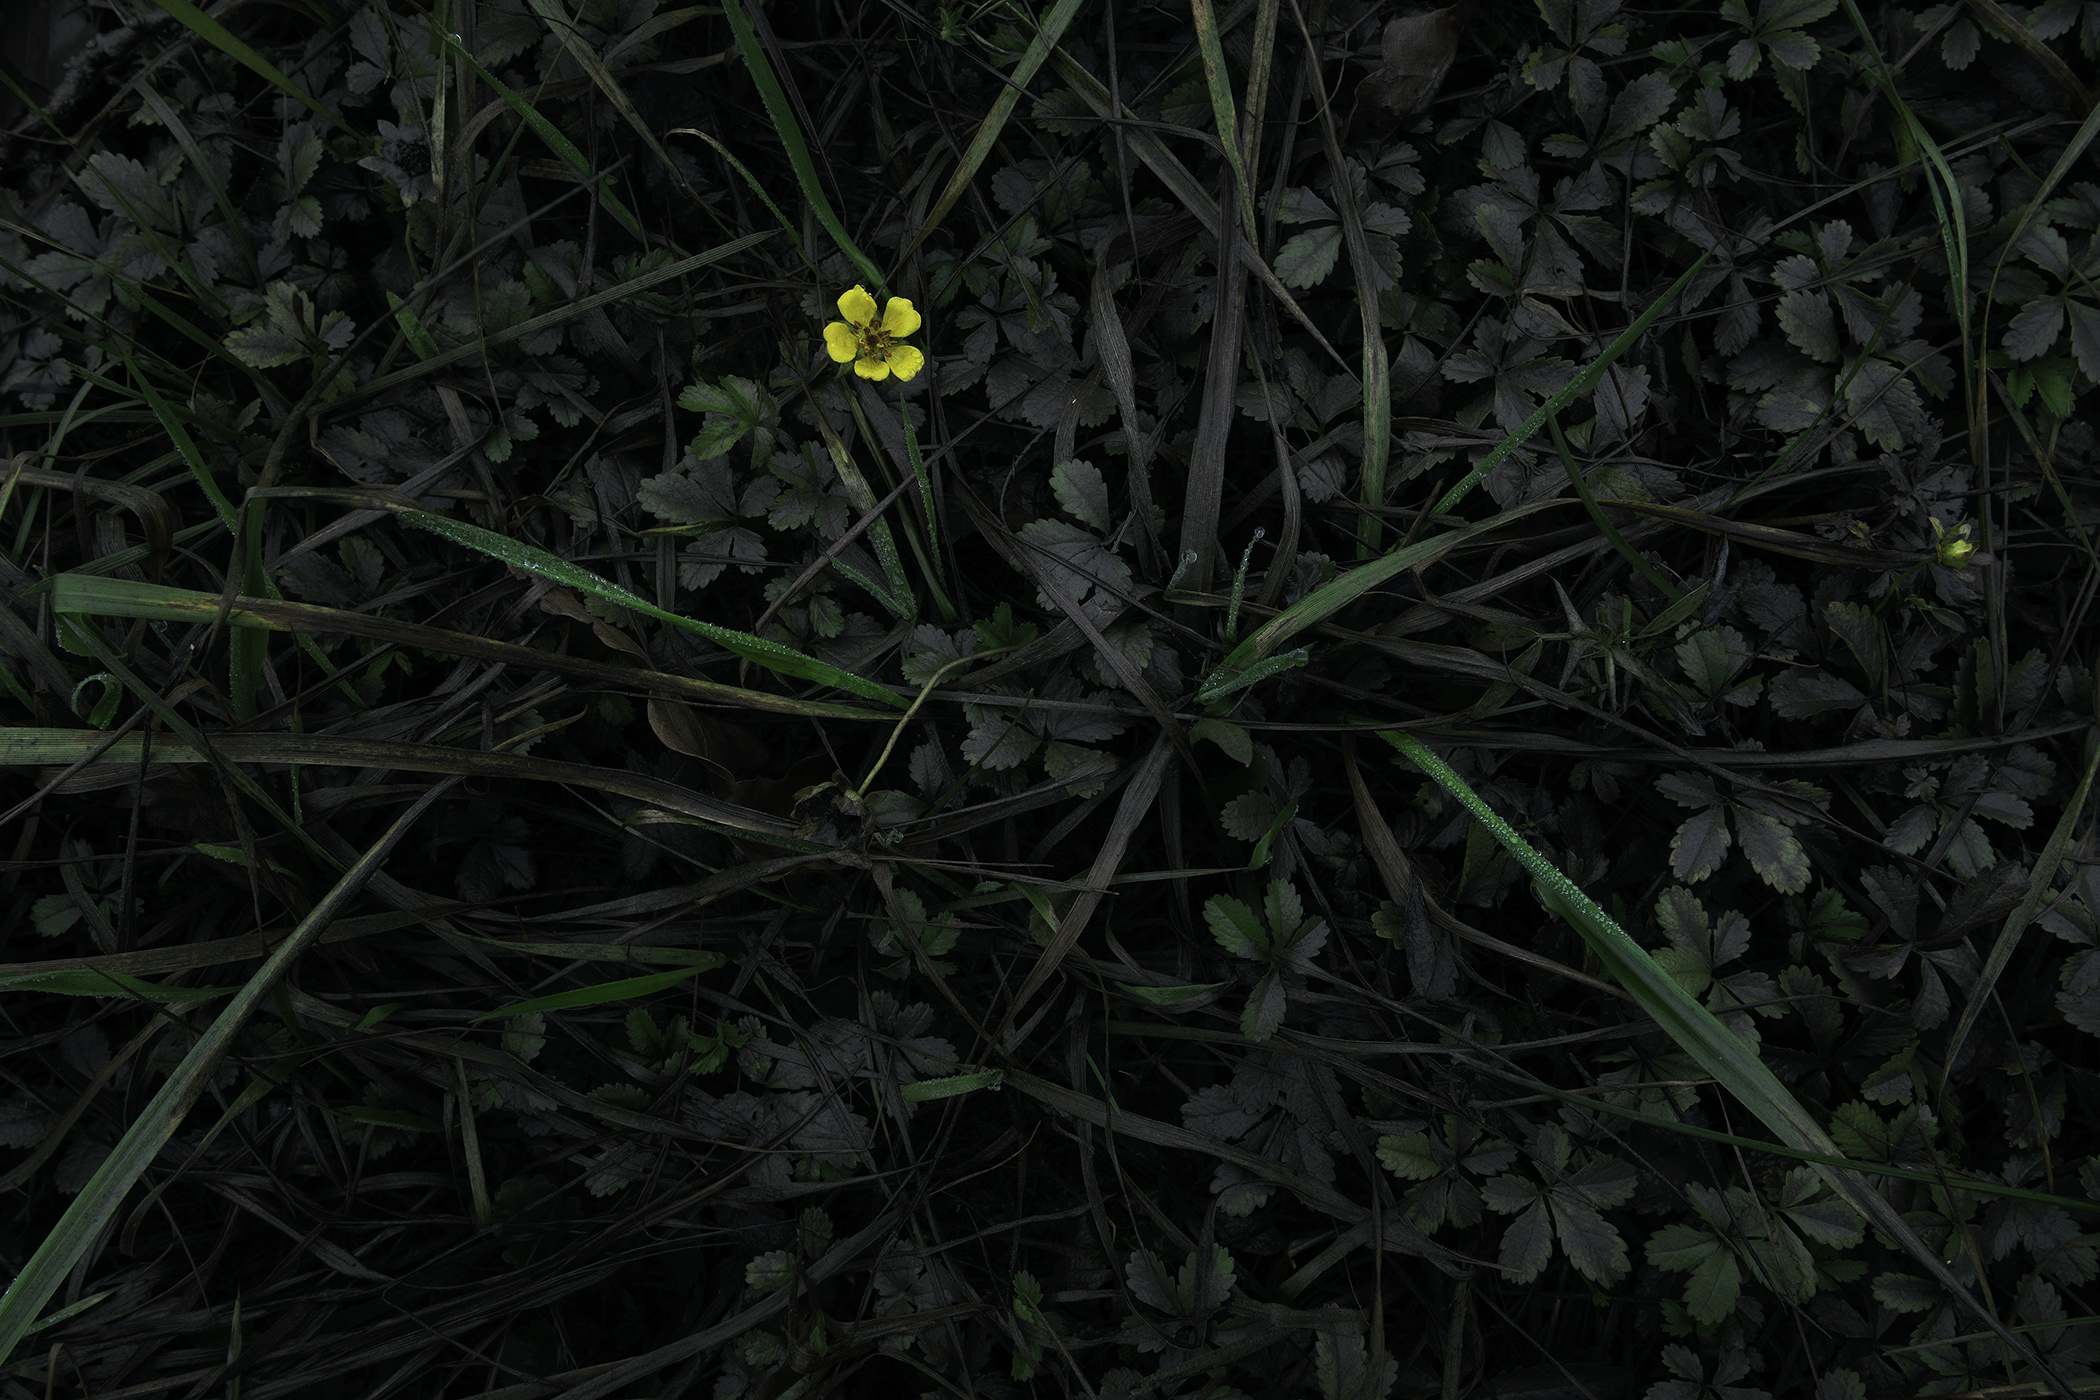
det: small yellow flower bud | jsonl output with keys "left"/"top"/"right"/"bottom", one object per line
{"left": 1931, "top": 518, "right": 1975, "bottom": 570}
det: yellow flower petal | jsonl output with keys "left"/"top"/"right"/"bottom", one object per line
{"left": 823, "top": 322, "right": 860, "bottom": 363}
{"left": 880, "top": 297, "right": 922, "bottom": 339}
{"left": 854, "top": 355, "right": 891, "bottom": 381}
{"left": 884, "top": 344, "right": 925, "bottom": 382}
{"left": 837, "top": 285, "right": 878, "bottom": 327}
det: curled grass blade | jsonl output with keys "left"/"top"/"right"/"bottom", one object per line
{"left": 718, "top": 0, "right": 886, "bottom": 291}
{"left": 1375, "top": 727, "right": 2074, "bottom": 1393}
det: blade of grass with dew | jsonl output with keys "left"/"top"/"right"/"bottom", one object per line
{"left": 900, "top": 1069, "right": 1004, "bottom": 1102}
{"left": 1191, "top": 0, "right": 1258, "bottom": 241}
{"left": 437, "top": 30, "right": 647, "bottom": 242}
{"left": 909, "top": 0, "right": 1090, "bottom": 256}
{"left": 472, "top": 966, "right": 710, "bottom": 1022}
{"left": 809, "top": 396, "right": 914, "bottom": 616}
{"left": 718, "top": 0, "right": 886, "bottom": 292}
{"left": 1374, "top": 727, "right": 2075, "bottom": 1392}
{"left": 841, "top": 389, "right": 954, "bottom": 619}
{"left": 393, "top": 508, "right": 904, "bottom": 706}
{"left": 148, "top": 0, "right": 357, "bottom": 137}
{"left": 0, "top": 782, "right": 452, "bottom": 1366}
{"left": 1432, "top": 251, "right": 1712, "bottom": 516}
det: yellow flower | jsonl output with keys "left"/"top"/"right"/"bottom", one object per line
{"left": 823, "top": 285, "right": 924, "bottom": 382}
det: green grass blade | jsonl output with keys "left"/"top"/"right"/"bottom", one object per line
{"left": 1191, "top": 0, "right": 1259, "bottom": 245}
{"left": 897, "top": 390, "right": 946, "bottom": 594}
{"left": 900, "top": 1069, "right": 1003, "bottom": 1102}
{"left": 1431, "top": 251, "right": 1712, "bottom": 516}
{"left": 911, "top": 0, "right": 1090, "bottom": 253}
{"left": 1941, "top": 742, "right": 2100, "bottom": 1087}
{"left": 0, "top": 969, "right": 241, "bottom": 1002}
{"left": 116, "top": 351, "right": 237, "bottom": 531}
{"left": 671, "top": 127, "right": 816, "bottom": 273}
{"left": 438, "top": 30, "right": 647, "bottom": 242}
{"left": 147, "top": 0, "right": 356, "bottom": 137}
{"left": 1207, "top": 502, "right": 1554, "bottom": 682}
{"left": 1546, "top": 413, "right": 1681, "bottom": 602}
{"left": 519, "top": 0, "right": 713, "bottom": 214}
{"left": 395, "top": 508, "right": 906, "bottom": 707}
{"left": 472, "top": 966, "right": 708, "bottom": 1021}
{"left": 0, "top": 784, "right": 449, "bottom": 1366}
{"left": 717, "top": 0, "right": 886, "bottom": 292}
{"left": 1376, "top": 728, "right": 2073, "bottom": 1390}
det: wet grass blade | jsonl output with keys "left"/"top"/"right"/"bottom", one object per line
{"left": 1375, "top": 728, "right": 2073, "bottom": 1392}
{"left": 0, "top": 783, "right": 453, "bottom": 1365}
{"left": 397, "top": 507, "right": 905, "bottom": 707}
{"left": 1431, "top": 251, "right": 1711, "bottom": 516}
{"left": 148, "top": 0, "right": 356, "bottom": 136}
{"left": 1190, "top": 0, "right": 1259, "bottom": 248}
{"left": 718, "top": 0, "right": 886, "bottom": 292}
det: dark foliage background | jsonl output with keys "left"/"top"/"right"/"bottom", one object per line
{"left": 1, "top": 0, "right": 2098, "bottom": 1396}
